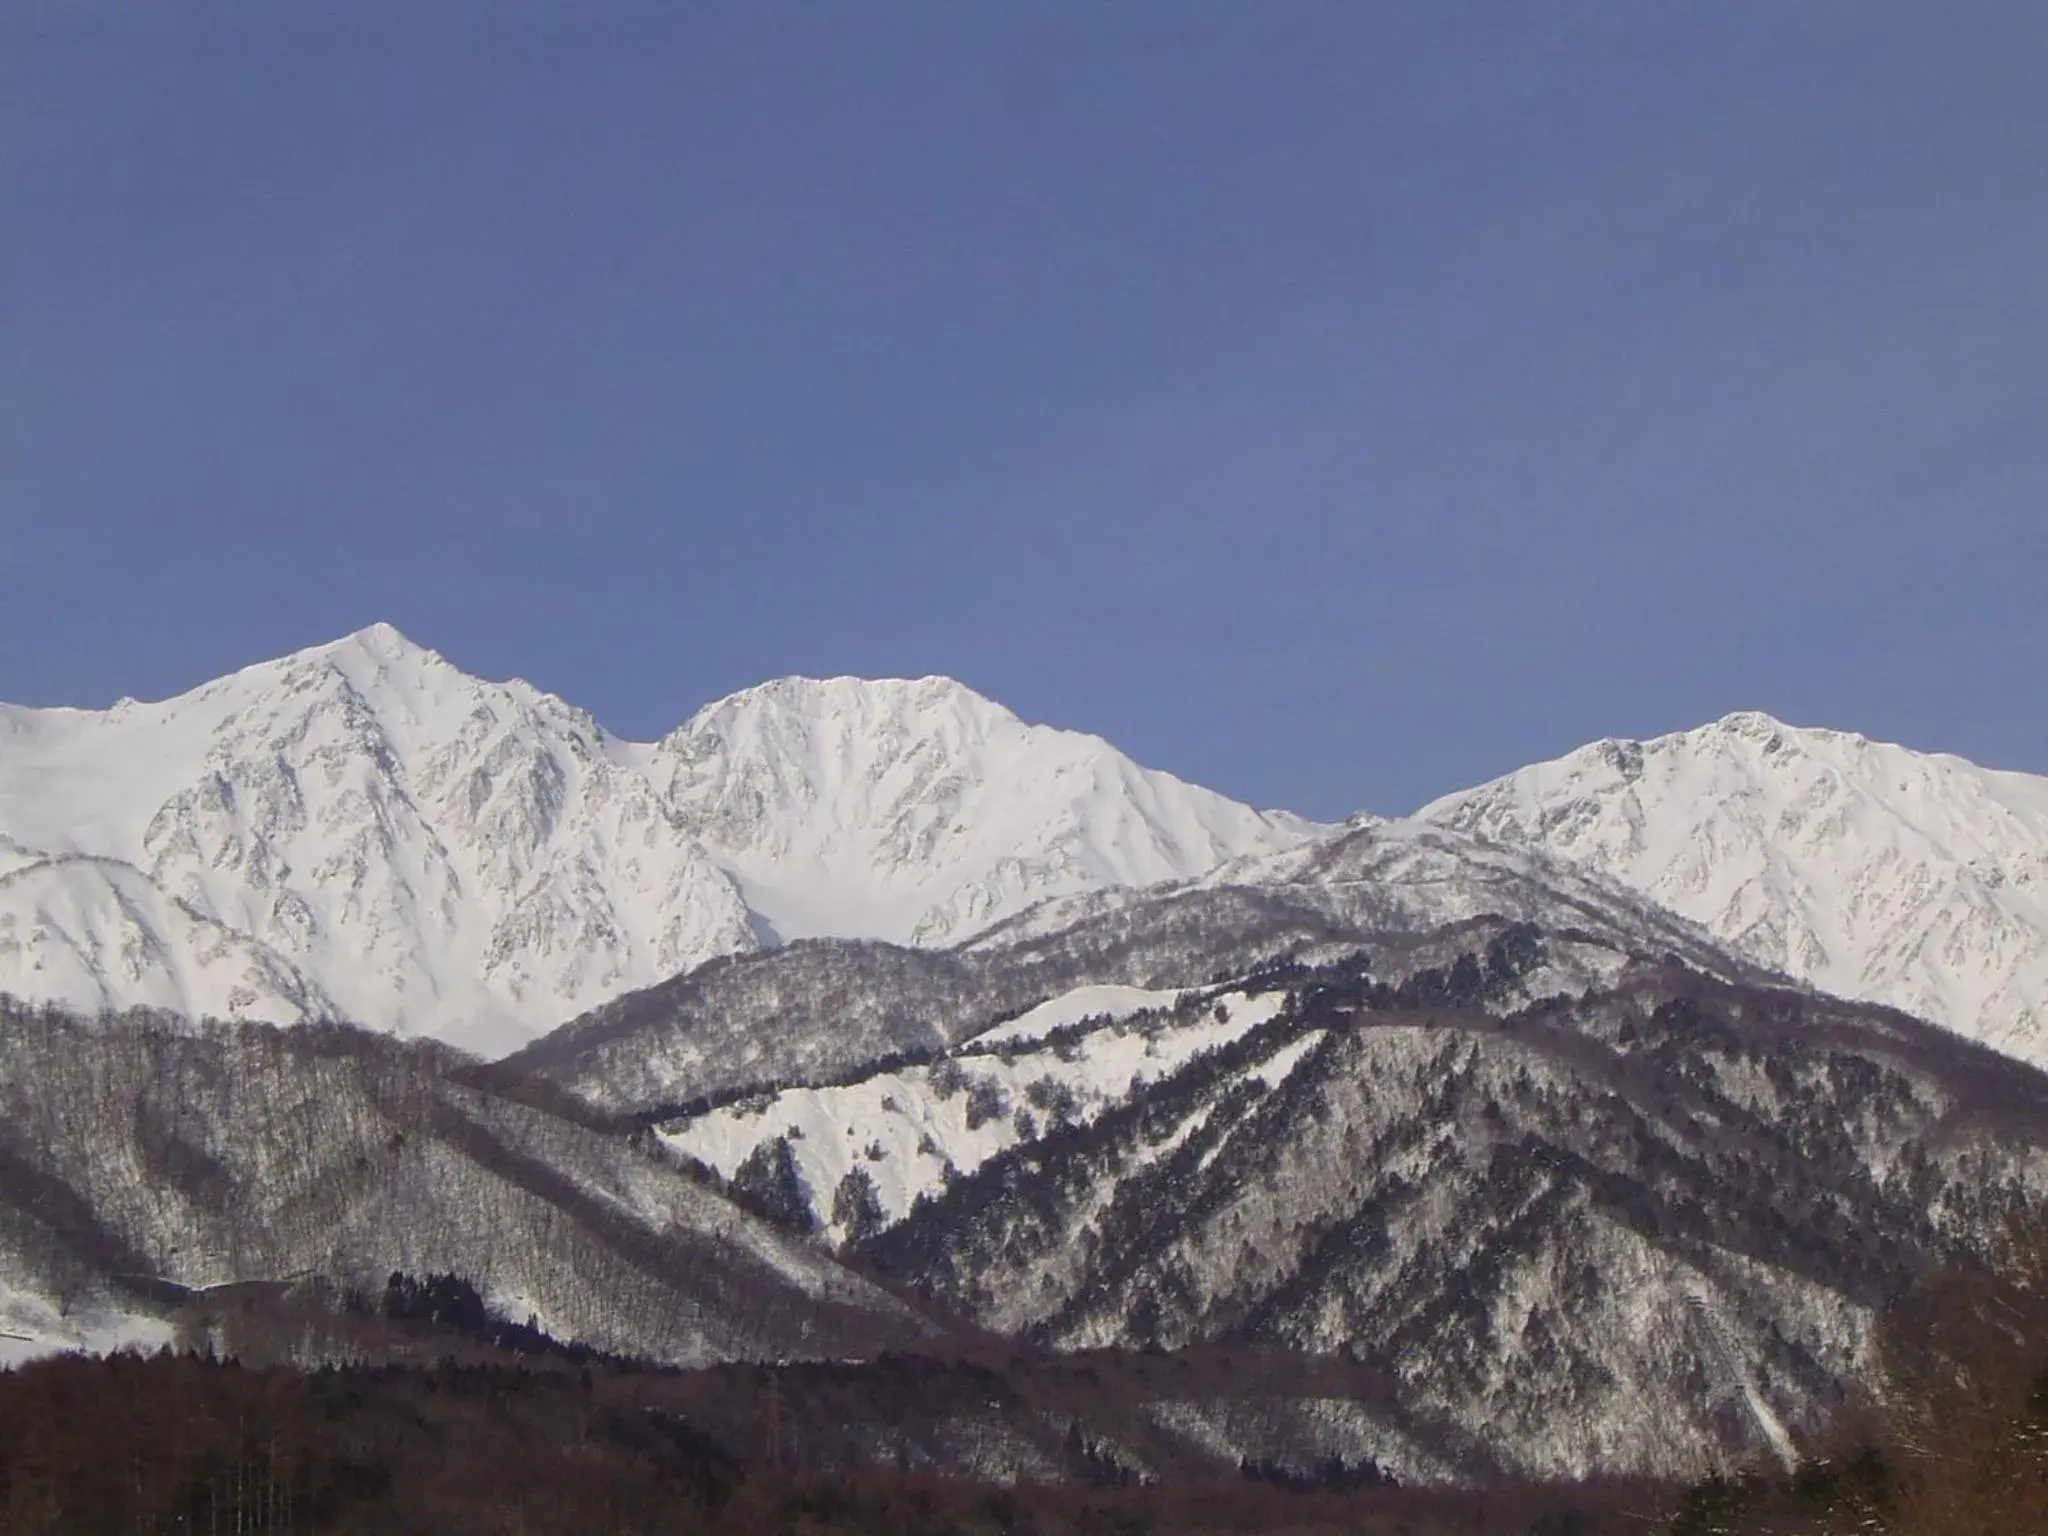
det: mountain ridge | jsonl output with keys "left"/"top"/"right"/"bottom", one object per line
{"left": 0, "top": 626, "right": 1322, "bottom": 1053}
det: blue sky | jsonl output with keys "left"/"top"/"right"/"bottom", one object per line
{"left": 5, "top": 5, "right": 2044, "bottom": 818}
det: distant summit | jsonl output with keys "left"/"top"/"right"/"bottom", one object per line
{"left": 1421, "top": 712, "right": 2048, "bottom": 1066}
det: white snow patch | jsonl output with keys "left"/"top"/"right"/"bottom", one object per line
{"left": 0, "top": 1286, "right": 175, "bottom": 1369}
{"left": 969, "top": 984, "right": 1186, "bottom": 1047}
{"left": 663, "top": 988, "right": 1297, "bottom": 1243}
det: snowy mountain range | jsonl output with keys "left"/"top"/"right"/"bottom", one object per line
{"left": 6, "top": 626, "right": 2048, "bottom": 1481}
{"left": 1, "top": 627, "right": 2044, "bottom": 1070}
{"left": 0, "top": 625, "right": 1316, "bottom": 1054}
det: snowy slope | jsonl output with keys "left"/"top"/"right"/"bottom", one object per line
{"left": 1420, "top": 711, "right": 2048, "bottom": 1067}
{"left": 0, "top": 627, "right": 1319, "bottom": 1053}
{"left": 645, "top": 909, "right": 1763, "bottom": 1257}
{"left": 0, "top": 856, "right": 339, "bottom": 1023}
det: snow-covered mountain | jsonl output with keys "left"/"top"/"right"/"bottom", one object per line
{"left": 0, "top": 625, "right": 1318, "bottom": 1054}
{"left": 1419, "top": 711, "right": 2048, "bottom": 1069}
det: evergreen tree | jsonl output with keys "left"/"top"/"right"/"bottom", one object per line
{"left": 832, "top": 1166, "right": 887, "bottom": 1247}
{"left": 732, "top": 1135, "right": 816, "bottom": 1233}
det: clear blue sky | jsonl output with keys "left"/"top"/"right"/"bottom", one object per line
{"left": 5, "top": 4, "right": 2044, "bottom": 818}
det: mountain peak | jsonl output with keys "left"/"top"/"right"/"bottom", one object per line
{"left": 1698, "top": 709, "right": 1880, "bottom": 755}
{"left": 654, "top": 671, "right": 1320, "bottom": 948}
{"left": 334, "top": 619, "right": 419, "bottom": 653}
{"left": 1708, "top": 708, "right": 1795, "bottom": 739}
{"left": 168, "top": 623, "right": 461, "bottom": 714}
{"left": 304, "top": 621, "right": 452, "bottom": 679}
{"left": 680, "top": 673, "right": 1020, "bottom": 734}
{"left": 1422, "top": 714, "right": 2048, "bottom": 1065}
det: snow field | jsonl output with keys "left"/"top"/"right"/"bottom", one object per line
{"left": 659, "top": 986, "right": 1294, "bottom": 1245}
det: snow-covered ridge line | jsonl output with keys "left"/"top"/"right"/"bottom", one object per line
{"left": 0, "top": 625, "right": 1324, "bottom": 1054}
{"left": 7, "top": 628, "right": 2045, "bottom": 1073}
